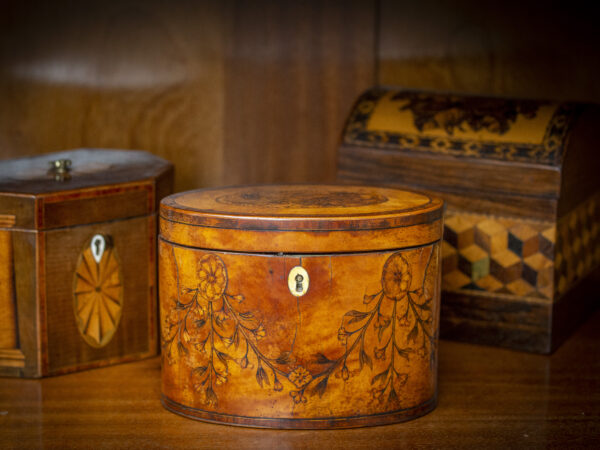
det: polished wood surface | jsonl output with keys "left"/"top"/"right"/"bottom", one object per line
{"left": 0, "top": 230, "right": 17, "bottom": 349}
{"left": 2, "top": 308, "right": 599, "bottom": 447}
{"left": 339, "top": 145, "right": 559, "bottom": 220}
{"left": 159, "top": 242, "right": 441, "bottom": 428}
{"left": 159, "top": 186, "right": 443, "bottom": 427}
{"left": 0, "top": 150, "right": 173, "bottom": 230}
{"left": 160, "top": 185, "right": 443, "bottom": 253}
{"left": 42, "top": 215, "right": 156, "bottom": 376}
{"left": 0, "top": 149, "right": 172, "bottom": 195}
{"left": 378, "top": 1, "right": 600, "bottom": 102}
{"left": 4, "top": 2, "right": 598, "bottom": 193}
{"left": 0, "top": 1, "right": 375, "bottom": 192}
{"left": 0, "top": 150, "right": 172, "bottom": 377}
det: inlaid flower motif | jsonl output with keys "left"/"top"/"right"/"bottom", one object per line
{"left": 197, "top": 254, "right": 227, "bottom": 302}
{"left": 396, "top": 373, "right": 409, "bottom": 387}
{"left": 205, "top": 387, "right": 218, "bottom": 407}
{"left": 255, "top": 324, "right": 266, "bottom": 340}
{"left": 162, "top": 308, "right": 179, "bottom": 335}
{"left": 288, "top": 366, "right": 313, "bottom": 388}
{"left": 382, "top": 253, "right": 412, "bottom": 301}
{"left": 189, "top": 306, "right": 206, "bottom": 324}
{"left": 341, "top": 365, "right": 350, "bottom": 381}
{"left": 398, "top": 316, "right": 411, "bottom": 327}
{"left": 337, "top": 327, "right": 349, "bottom": 345}
{"left": 374, "top": 347, "right": 386, "bottom": 360}
{"left": 290, "top": 390, "right": 307, "bottom": 404}
{"left": 273, "top": 377, "right": 283, "bottom": 392}
{"left": 164, "top": 244, "right": 438, "bottom": 410}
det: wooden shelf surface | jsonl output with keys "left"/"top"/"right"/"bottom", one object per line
{"left": 2, "top": 310, "right": 599, "bottom": 449}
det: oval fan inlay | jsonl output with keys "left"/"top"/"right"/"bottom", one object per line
{"left": 73, "top": 235, "right": 123, "bottom": 348}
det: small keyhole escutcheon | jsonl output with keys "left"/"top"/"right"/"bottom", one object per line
{"left": 288, "top": 266, "right": 309, "bottom": 297}
{"left": 90, "top": 234, "right": 106, "bottom": 264}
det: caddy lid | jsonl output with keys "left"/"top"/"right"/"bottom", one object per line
{"left": 159, "top": 184, "right": 444, "bottom": 253}
{"left": 0, "top": 149, "right": 173, "bottom": 230}
{"left": 338, "top": 88, "right": 591, "bottom": 217}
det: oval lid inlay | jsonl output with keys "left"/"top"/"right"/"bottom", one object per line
{"left": 160, "top": 184, "right": 443, "bottom": 232}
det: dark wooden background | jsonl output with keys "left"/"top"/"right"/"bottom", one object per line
{"left": 1, "top": 0, "right": 599, "bottom": 192}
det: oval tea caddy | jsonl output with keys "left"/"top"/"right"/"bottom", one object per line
{"left": 158, "top": 184, "right": 444, "bottom": 429}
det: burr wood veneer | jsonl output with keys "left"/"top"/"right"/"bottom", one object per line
{"left": 159, "top": 185, "right": 443, "bottom": 428}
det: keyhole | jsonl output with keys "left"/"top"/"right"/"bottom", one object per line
{"left": 295, "top": 274, "right": 304, "bottom": 293}
{"left": 288, "top": 266, "right": 309, "bottom": 297}
{"left": 90, "top": 234, "right": 106, "bottom": 264}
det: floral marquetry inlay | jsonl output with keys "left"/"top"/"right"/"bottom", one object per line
{"left": 162, "top": 244, "right": 439, "bottom": 410}
{"left": 73, "top": 235, "right": 123, "bottom": 348}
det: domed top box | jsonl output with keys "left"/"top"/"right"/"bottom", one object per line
{"left": 0, "top": 149, "right": 173, "bottom": 377}
{"left": 159, "top": 184, "right": 444, "bottom": 428}
{"left": 338, "top": 88, "right": 600, "bottom": 353}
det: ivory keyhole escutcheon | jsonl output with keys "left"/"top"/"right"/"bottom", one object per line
{"left": 288, "top": 266, "right": 309, "bottom": 297}
{"left": 91, "top": 234, "right": 105, "bottom": 264}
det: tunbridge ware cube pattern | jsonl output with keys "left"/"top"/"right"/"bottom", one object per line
{"left": 555, "top": 195, "right": 600, "bottom": 295}
{"left": 442, "top": 213, "right": 556, "bottom": 300}
{"left": 442, "top": 194, "right": 600, "bottom": 330}
{"left": 338, "top": 87, "right": 600, "bottom": 353}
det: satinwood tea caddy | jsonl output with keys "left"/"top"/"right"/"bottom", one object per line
{"left": 159, "top": 184, "right": 444, "bottom": 428}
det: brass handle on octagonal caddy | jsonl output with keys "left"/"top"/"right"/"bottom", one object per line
{"left": 48, "top": 159, "right": 72, "bottom": 181}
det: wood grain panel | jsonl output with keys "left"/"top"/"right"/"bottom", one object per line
{"left": 0, "top": 1, "right": 375, "bottom": 190}
{"left": 41, "top": 187, "right": 150, "bottom": 229}
{"left": 1, "top": 230, "right": 39, "bottom": 377}
{"left": 222, "top": 0, "right": 376, "bottom": 185}
{"left": 0, "top": 196, "right": 36, "bottom": 230}
{"left": 0, "top": 230, "right": 17, "bottom": 349}
{"left": 338, "top": 145, "right": 560, "bottom": 220}
{"left": 378, "top": 0, "right": 600, "bottom": 102}
{"left": 558, "top": 105, "right": 600, "bottom": 218}
{"left": 44, "top": 215, "right": 154, "bottom": 375}
{"left": 0, "top": 1, "right": 227, "bottom": 192}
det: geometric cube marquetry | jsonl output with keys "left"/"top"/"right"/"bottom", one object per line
{"left": 339, "top": 86, "right": 600, "bottom": 352}
{"left": 523, "top": 252, "right": 554, "bottom": 299}
{"left": 539, "top": 227, "right": 556, "bottom": 260}
{"left": 475, "top": 219, "right": 508, "bottom": 254}
{"left": 444, "top": 215, "right": 477, "bottom": 249}
{"left": 442, "top": 240, "right": 458, "bottom": 274}
{"left": 508, "top": 224, "right": 540, "bottom": 258}
{"left": 458, "top": 244, "right": 489, "bottom": 281}
{"left": 506, "top": 279, "right": 535, "bottom": 296}
{"left": 490, "top": 249, "right": 523, "bottom": 284}
{"left": 441, "top": 212, "right": 563, "bottom": 301}
{"left": 555, "top": 195, "right": 600, "bottom": 297}
{"left": 474, "top": 274, "right": 503, "bottom": 292}
{"left": 442, "top": 270, "right": 472, "bottom": 291}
